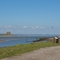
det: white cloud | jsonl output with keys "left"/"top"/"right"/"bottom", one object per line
{"left": 40, "top": 27, "right": 45, "bottom": 29}
{"left": 31, "top": 27, "right": 34, "bottom": 29}
{"left": 35, "top": 26, "right": 39, "bottom": 28}
{"left": 22, "top": 26, "right": 28, "bottom": 28}
{"left": 8, "top": 25, "right": 11, "bottom": 27}
{"left": 31, "top": 27, "right": 35, "bottom": 30}
{"left": 31, "top": 26, "right": 39, "bottom": 29}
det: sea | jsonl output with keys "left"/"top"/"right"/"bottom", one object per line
{"left": 0, "top": 34, "right": 57, "bottom": 47}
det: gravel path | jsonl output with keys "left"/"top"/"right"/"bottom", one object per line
{"left": 1, "top": 46, "right": 60, "bottom": 60}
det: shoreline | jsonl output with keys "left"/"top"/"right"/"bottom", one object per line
{"left": 0, "top": 42, "right": 60, "bottom": 59}
{"left": 0, "top": 40, "right": 6, "bottom": 42}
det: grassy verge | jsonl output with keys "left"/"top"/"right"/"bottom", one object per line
{"left": 0, "top": 42, "right": 60, "bottom": 59}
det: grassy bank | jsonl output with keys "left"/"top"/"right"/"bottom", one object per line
{"left": 0, "top": 42, "right": 60, "bottom": 59}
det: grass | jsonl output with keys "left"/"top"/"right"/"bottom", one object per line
{"left": 0, "top": 42, "right": 60, "bottom": 59}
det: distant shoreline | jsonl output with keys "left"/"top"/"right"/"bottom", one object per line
{"left": 0, "top": 40, "right": 6, "bottom": 42}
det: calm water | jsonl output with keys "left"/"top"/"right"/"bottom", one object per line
{"left": 0, "top": 37, "right": 37, "bottom": 47}
{"left": 0, "top": 34, "right": 57, "bottom": 47}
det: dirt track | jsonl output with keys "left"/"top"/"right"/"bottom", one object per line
{"left": 1, "top": 46, "right": 60, "bottom": 60}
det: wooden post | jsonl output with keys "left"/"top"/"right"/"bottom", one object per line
{"left": 53, "top": 37, "right": 56, "bottom": 43}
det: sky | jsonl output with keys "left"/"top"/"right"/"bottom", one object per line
{"left": 0, "top": 0, "right": 60, "bottom": 34}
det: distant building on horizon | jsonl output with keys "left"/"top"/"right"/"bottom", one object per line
{"left": 6, "top": 31, "right": 11, "bottom": 35}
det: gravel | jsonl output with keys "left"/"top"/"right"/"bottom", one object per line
{"left": 1, "top": 46, "right": 60, "bottom": 60}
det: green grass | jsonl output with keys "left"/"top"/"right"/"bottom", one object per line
{"left": 0, "top": 42, "right": 60, "bottom": 59}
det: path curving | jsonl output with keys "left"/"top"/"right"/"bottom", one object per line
{"left": 1, "top": 46, "right": 60, "bottom": 60}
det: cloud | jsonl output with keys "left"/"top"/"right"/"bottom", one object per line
{"left": 40, "top": 27, "right": 45, "bottom": 29}
{"left": 31, "top": 26, "right": 39, "bottom": 29}
{"left": 35, "top": 26, "right": 39, "bottom": 28}
{"left": 8, "top": 25, "right": 11, "bottom": 27}
{"left": 31, "top": 27, "right": 34, "bottom": 29}
{"left": 22, "top": 26, "right": 28, "bottom": 28}
{"left": 31, "top": 27, "right": 35, "bottom": 30}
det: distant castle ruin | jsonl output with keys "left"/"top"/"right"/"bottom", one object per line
{"left": 6, "top": 31, "right": 11, "bottom": 35}
{"left": 0, "top": 31, "right": 12, "bottom": 36}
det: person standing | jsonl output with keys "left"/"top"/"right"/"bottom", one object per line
{"left": 55, "top": 37, "right": 59, "bottom": 43}
{"left": 58, "top": 35, "right": 60, "bottom": 42}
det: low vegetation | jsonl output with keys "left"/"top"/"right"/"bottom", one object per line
{"left": 0, "top": 42, "right": 60, "bottom": 59}
{"left": 33, "top": 37, "right": 49, "bottom": 42}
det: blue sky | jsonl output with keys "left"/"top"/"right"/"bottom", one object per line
{"left": 0, "top": 0, "right": 60, "bottom": 34}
